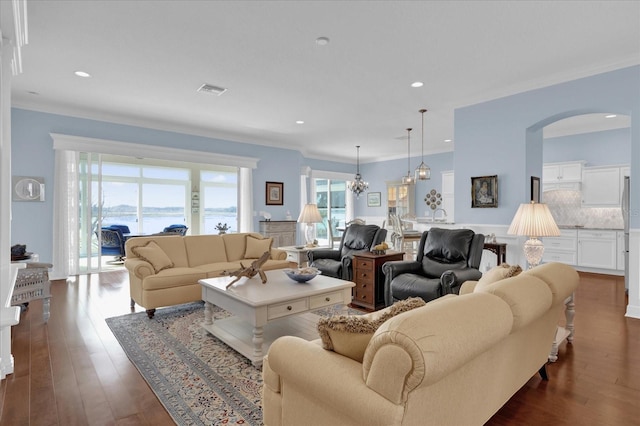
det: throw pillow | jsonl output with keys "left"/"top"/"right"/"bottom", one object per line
{"left": 131, "top": 241, "right": 174, "bottom": 273}
{"left": 317, "top": 297, "right": 426, "bottom": 362}
{"left": 244, "top": 235, "right": 273, "bottom": 259}
{"left": 474, "top": 263, "right": 523, "bottom": 292}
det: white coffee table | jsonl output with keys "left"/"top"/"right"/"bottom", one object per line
{"left": 199, "top": 269, "right": 354, "bottom": 367}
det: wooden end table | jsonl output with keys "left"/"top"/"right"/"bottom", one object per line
{"left": 352, "top": 251, "right": 404, "bottom": 311}
{"left": 483, "top": 242, "right": 507, "bottom": 265}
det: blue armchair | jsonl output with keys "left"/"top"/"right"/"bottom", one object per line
{"left": 106, "top": 224, "right": 130, "bottom": 235}
{"left": 162, "top": 224, "right": 188, "bottom": 235}
{"left": 98, "top": 227, "right": 126, "bottom": 262}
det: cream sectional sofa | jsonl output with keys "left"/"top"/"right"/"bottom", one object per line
{"left": 125, "top": 232, "right": 290, "bottom": 318}
{"left": 263, "top": 262, "right": 579, "bottom": 426}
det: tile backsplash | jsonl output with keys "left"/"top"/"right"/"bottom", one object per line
{"left": 543, "top": 190, "right": 624, "bottom": 229}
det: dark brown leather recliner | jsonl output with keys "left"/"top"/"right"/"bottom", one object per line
{"left": 382, "top": 227, "right": 484, "bottom": 306}
{"left": 308, "top": 224, "right": 387, "bottom": 281}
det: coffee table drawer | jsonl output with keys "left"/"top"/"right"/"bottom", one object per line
{"left": 309, "top": 291, "right": 345, "bottom": 309}
{"left": 268, "top": 298, "right": 309, "bottom": 320}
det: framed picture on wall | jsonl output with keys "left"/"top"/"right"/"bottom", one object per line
{"left": 266, "top": 181, "right": 284, "bottom": 205}
{"left": 531, "top": 176, "right": 541, "bottom": 203}
{"left": 471, "top": 175, "right": 498, "bottom": 208}
{"left": 367, "top": 192, "right": 381, "bottom": 207}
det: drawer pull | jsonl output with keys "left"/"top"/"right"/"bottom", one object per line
{"left": 287, "top": 305, "right": 292, "bottom": 311}
{"left": 325, "top": 297, "right": 330, "bottom": 302}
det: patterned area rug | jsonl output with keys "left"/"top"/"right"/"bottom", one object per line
{"left": 106, "top": 301, "right": 363, "bottom": 425}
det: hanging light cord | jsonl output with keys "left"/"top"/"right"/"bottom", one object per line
{"left": 406, "top": 128, "right": 412, "bottom": 175}
{"left": 420, "top": 109, "right": 426, "bottom": 162}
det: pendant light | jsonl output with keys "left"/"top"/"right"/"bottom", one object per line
{"left": 348, "top": 145, "right": 369, "bottom": 198}
{"left": 415, "top": 108, "right": 431, "bottom": 180}
{"left": 401, "top": 128, "right": 415, "bottom": 185}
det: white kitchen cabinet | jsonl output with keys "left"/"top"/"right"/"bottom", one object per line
{"left": 543, "top": 161, "right": 584, "bottom": 183}
{"left": 542, "top": 229, "right": 577, "bottom": 266}
{"left": 577, "top": 230, "right": 617, "bottom": 270}
{"left": 543, "top": 161, "right": 584, "bottom": 192}
{"left": 582, "top": 166, "right": 623, "bottom": 206}
{"left": 387, "top": 181, "right": 415, "bottom": 220}
{"left": 617, "top": 231, "right": 626, "bottom": 271}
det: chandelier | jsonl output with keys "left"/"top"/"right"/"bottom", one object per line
{"left": 415, "top": 108, "right": 431, "bottom": 180}
{"left": 401, "top": 128, "right": 415, "bottom": 185}
{"left": 348, "top": 145, "right": 369, "bottom": 198}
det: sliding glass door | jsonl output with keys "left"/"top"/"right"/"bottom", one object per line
{"left": 77, "top": 155, "right": 236, "bottom": 273}
{"left": 313, "top": 178, "right": 347, "bottom": 246}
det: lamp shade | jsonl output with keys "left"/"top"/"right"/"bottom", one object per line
{"left": 507, "top": 202, "right": 560, "bottom": 238}
{"left": 297, "top": 204, "right": 322, "bottom": 224}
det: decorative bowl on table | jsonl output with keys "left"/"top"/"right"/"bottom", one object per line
{"left": 283, "top": 267, "right": 322, "bottom": 283}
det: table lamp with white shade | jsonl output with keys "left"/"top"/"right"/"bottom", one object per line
{"left": 507, "top": 201, "right": 560, "bottom": 269}
{"left": 297, "top": 203, "right": 323, "bottom": 247}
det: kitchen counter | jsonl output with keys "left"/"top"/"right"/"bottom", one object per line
{"left": 558, "top": 226, "right": 623, "bottom": 231}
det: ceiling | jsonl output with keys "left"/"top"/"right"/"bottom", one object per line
{"left": 7, "top": 1, "right": 640, "bottom": 164}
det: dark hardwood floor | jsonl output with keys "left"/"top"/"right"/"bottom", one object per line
{"left": 0, "top": 270, "right": 639, "bottom": 425}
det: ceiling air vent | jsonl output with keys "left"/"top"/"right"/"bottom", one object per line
{"left": 197, "top": 83, "right": 227, "bottom": 96}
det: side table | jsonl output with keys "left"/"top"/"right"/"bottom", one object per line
{"left": 279, "top": 245, "right": 324, "bottom": 268}
{"left": 549, "top": 292, "right": 575, "bottom": 362}
{"left": 483, "top": 242, "right": 507, "bottom": 265}
{"left": 11, "top": 255, "right": 53, "bottom": 323}
{"left": 352, "top": 251, "right": 404, "bottom": 311}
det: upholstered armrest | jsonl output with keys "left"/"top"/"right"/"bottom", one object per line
{"left": 124, "top": 258, "right": 155, "bottom": 279}
{"left": 307, "top": 249, "right": 341, "bottom": 263}
{"left": 340, "top": 251, "right": 365, "bottom": 281}
{"left": 363, "top": 294, "right": 513, "bottom": 404}
{"left": 381, "top": 261, "right": 422, "bottom": 306}
{"left": 265, "top": 336, "right": 402, "bottom": 425}
{"left": 441, "top": 267, "right": 483, "bottom": 295}
{"left": 270, "top": 248, "right": 286, "bottom": 261}
{"left": 459, "top": 280, "right": 478, "bottom": 294}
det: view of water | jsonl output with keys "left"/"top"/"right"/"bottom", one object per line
{"left": 102, "top": 214, "right": 237, "bottom": 235}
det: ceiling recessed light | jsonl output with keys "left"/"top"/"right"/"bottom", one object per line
{"left": 315, "top": 37, "right": 330, "bottom": 46}
{"left": 296, "top": 120, "right": 304, "bottom": 124}
{"left": 411, "top": 81, "right": 423, "bottom": 88}
{"left": 605, "top": 114, "right": 617, "bottom": 118}
{"left": 74, "top": 71, "right": 91, "bottom": 78}
{"left": 444, "top": 139, "right": 452, "bottom": 143}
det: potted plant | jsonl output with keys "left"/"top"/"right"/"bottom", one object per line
{"left": 215, "top": 222, "right": 230, "bottom": 235}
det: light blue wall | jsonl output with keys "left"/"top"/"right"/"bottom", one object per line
{"left": 454, "top": 65, "right": 640, "bottom": 226}
{"left": 544, "top": 127, "right": 631, "bottom": 166}
{"left": 359, "top": 152, "right": 454, "bottom": 218}
{"left": 11, "top": 65, "right": 640, "bottom": 262}
{"left": 10, "top": 109, "right": 353, "bottom": 262}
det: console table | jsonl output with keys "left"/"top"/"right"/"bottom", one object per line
{"left": 259, "top": 220, "right": 297, "bottom": 247}
{"left": 483, "top": 242, "right": 507, "bottom": 265}
{"left": 352, "top": 251, "right": 404, "bottom": 311}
